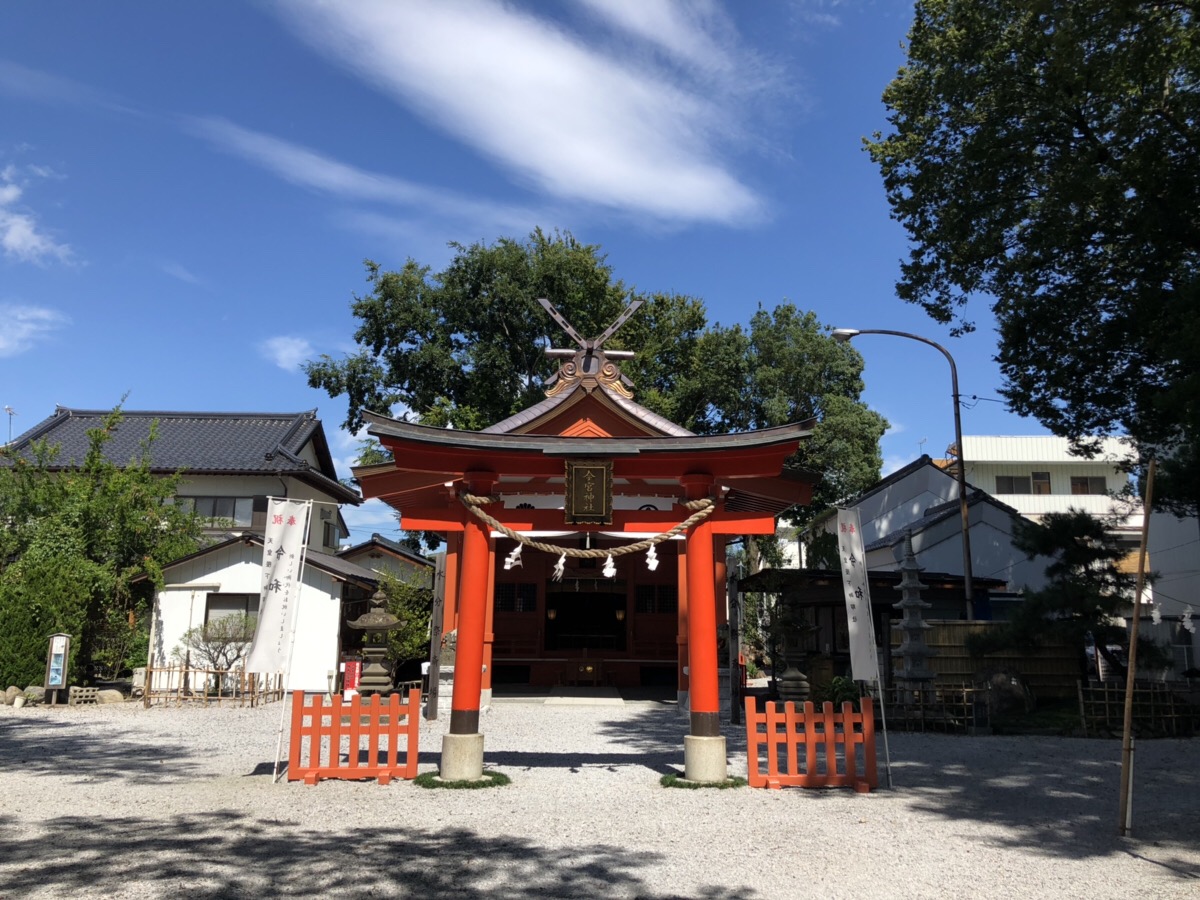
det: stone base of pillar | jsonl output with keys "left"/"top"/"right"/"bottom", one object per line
{"left": 440, "top": 732, "right": 485, "bottom": 781}
{"left": 683, "top": 734, "right": 728, "bottom": 783}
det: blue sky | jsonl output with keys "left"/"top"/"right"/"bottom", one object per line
{"left": 1, "top": 1, "right": 1050, "bottom": 542}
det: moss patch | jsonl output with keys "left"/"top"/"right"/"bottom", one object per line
{"left": 660, "top": 774, "right": 748, "bottom": 789}
{"left": 414, "top": 769, "right": 511, "bottom": 789}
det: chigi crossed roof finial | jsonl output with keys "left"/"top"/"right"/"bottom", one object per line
{"left": 538, "top": 298, "right": 645, "bottom": 398}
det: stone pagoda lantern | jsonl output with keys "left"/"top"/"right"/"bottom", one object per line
{"left": 892, "top": 530, "right": 937, "bottom": 709}
{"left": 346, "top": 587, "right": 406, "bottom": 696}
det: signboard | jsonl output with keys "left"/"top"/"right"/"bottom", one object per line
{"left": 245, "top": 497, "right": 311, "bottom": 675}
{"left": 341, "top": 658, "right": 362, "bottom": 700}
{"left": 836, "top": 508, "right": 881, "bottom": 683}
{"left": 564, "top": 459, "right": 613, "bottom": 525}
{"left": 45, "top": 633, "right": 70, "bottom": 689}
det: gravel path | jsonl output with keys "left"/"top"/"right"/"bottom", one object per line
{"left": 1, "top": 696, "right": 1197, "bottom": 899}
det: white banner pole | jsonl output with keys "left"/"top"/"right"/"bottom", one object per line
{"left": 837, "top": 507, "right": 893, "bottom": 787}
{"left": 248, "top": 497, "right": 313, "bottom": 784}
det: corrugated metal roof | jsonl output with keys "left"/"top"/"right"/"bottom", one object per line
{"left": 962, "top": 435, "right": 1133, "bottom": 464}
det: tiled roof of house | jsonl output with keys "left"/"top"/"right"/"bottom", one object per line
{"left": 338, "top": 533, "right": 434, "bottom": 568}
{"left": 156, "top": 533, "right": 379, "bottom": 587}
{"left": 3, "top": 407, "right": 360, "bottom": 504}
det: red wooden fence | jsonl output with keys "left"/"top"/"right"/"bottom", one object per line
{"left": 288, "top": 689, "right": 421, "bottom": 785}
{"left": 745, "top": 697, "right": 878, "bottom": 792}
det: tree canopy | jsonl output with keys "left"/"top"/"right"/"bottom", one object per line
{"left": 0, "top": 409, "right": 203, "bottom": 686}
{"left": 966, "top": 510, "right": 1169, "bottom": 674}
{"left": 866, "top": 1, "right": 1200, "bottom": 512}
{"left": 306, "top": 229, "right": 888, "bottom": 527}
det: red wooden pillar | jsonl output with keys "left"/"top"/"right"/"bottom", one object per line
{"left": 449, "top": 473, "right": 493, "bottom": 737}
{"left": 680, "top": 474, "right": 726, "bottom": 782}
{"left": 686, "top": 514, "right": 721, "bottom": 737}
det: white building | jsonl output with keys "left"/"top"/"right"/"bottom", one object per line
{"left": 959, "top": 435, "right": 1141, "bottom": 545}
{"left": 8, "top": 407, "right": 384, "bottom": 692}
{"left": 802, "top": 455, "right": 1053, "bottom": 611}
{"left": 150, "top": 534, "right": 379, "bottom": 692}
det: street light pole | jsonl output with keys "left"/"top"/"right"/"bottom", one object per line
{"left": 832, "top": 328, "right": 975, "bottom": 619}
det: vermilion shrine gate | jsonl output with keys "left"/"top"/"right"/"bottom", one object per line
{"left": 355, "top": 300, "right": 817, "bottom": 782}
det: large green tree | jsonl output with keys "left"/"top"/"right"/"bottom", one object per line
{"left": 966, "top": 510, "right": 1169, "bottom": 675}
{"left": 0, "top": 409, "right": 203, "bottom": 685}
{"left": 307, "top": 230, "right": 887, "bottom": 531}
{"left": 866, "top": 1, "right": 1200, "bottom": 513}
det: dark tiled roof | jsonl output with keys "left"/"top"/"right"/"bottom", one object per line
{"left": 366, "top": 411, "right": 810, "bottom": 457}
{"left": 482, "top": 383, "right": 693, "bottom": 437}
{"left": 338, "top": 533, "right": 434, "bottom": 568}
{"left": 157, "top": 533, "right": 379, "bottom": 587}
{"left": 4, "top": 407, "right": 360, "bottom": 504}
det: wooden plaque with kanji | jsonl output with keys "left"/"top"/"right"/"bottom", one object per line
{"left": 564, "top": 460, "right": 613, "bottom": 525}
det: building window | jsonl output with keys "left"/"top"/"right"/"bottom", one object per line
{"left": 1071, "top": 476, "right": 1107, "bottom": 495}
{"left": 176, "top": 496, "right": 254, "bottom": 526}
{"left": 635, "top": 584, "right": 678, "bottom": 615}
{"left": 1032, "top": 472, "right": 1051, "bottom": 495}
{"left": 496, "top": 582, "right": 538, "bottom": 613}
{"left": 323, "top": 521, "right": 339, "bottom": 549}
{"left": 995, "top": 475, "right": 1032, "bottom": 494}
{"left": 204, "top": 593, "right": 259, "bottom": 623}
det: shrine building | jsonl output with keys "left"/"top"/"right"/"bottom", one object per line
{"left": 354, "top": 299, "right": 818, "bottom": 783}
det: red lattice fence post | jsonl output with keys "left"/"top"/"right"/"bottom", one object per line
{"left": 288, "top": 688, "right": 421, "bottom": 785}
{"left": 746, "top": 696, "right": 877, "bottom": 792}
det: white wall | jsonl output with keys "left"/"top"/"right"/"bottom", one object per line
{"left": 1148, "top": 510, "right": 1200, "bottom": 617}
{"left": 862, "top": 502, "right": 1051, "bottom": 595}
{"left": 821, "top": 463, "right": 960, "bottom": 547}
{"left": 151, "top": 541, "right": 344, "bottom": 692}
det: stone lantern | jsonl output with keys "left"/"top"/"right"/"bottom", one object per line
{"left": 346, "top": 587, "right": 406, "bottom": 696}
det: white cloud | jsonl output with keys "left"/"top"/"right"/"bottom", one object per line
{"left": 187, "top": 117, "right": 545, "bottom": 237}
{"left": 275, "top": 0, "right": 765, "bottom": 224}
{"left": 0, "top": 60, "right": 140, "bottom": 116}
{"left": 0, "top": 165, "right": 73, "bottom": 264}
{"left": 159, "top": 260, "right": 202, "bottom": 285}
{"left": 789, "top": 0, "right": 845, "bottom": 29}
{"left": 0, "top": 303, "right": 70, "bottom": 357}
{"left": 259, "top": 335, "right": 315, "bottom": 372}
{"left": 577, "top": 0, "right": 736, "bottom": 74}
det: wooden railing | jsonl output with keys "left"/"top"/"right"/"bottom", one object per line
{"left": 142, "top": 665, "right": 284, "bottom": 708}
{"left": 288, "top": 689, "right": 422, "bottom": 785}
{"left": 745, "top": 697, "right": 878, "bottom": 792}
{"left": 1078, "top": 680, "right": 1200, "bottom": 737}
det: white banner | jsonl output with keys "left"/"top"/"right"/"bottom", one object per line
{"left": 836, "top": 507, "right": 880, "bottom": 683}
{"left": 245, "top": 498, "right": 311, "bottom": 675}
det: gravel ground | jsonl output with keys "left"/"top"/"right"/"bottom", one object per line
{"left": 1, "top": 694, "right": 1197, "bottom": 899}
